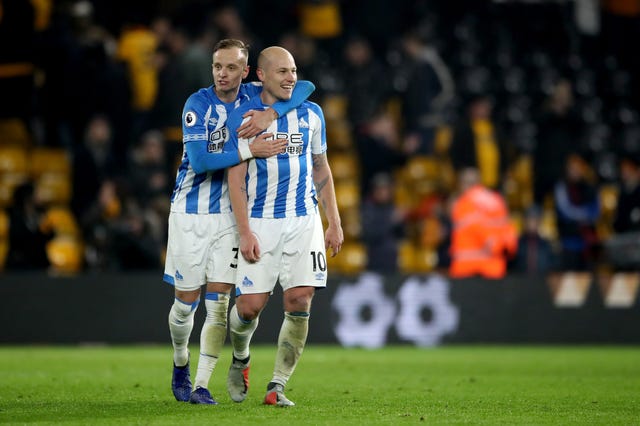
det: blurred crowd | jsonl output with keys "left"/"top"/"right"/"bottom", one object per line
{"left": 1, "top": 0, "right": 639, "bottom": 277}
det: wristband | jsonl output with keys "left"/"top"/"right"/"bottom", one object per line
{"left": 238, "top": 142, "right": 253, "bottom": 161}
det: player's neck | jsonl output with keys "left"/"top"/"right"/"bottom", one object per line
{"left": 259, "top": 90, "right": 277, "bottom": 106}
{"left": 214, "top": 87, "right": 238, "bottom": 104}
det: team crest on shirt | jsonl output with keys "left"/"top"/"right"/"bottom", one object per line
{"left": 184, "top": 111, "right": 197, "bottom": 127}
{"left": 298, "top": 117, "right": 309, "bottom": 128}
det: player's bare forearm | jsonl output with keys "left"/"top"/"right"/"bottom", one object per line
{"left": 312, "top": 154, "right": 340, "bottom": 224}
{"left": 313, "top": 153, "right": 343, "bottom": 256}
{"left": 227, "top": 162, "right": 251, "bottom": 236}
{"left": 237, "top": 108, "right": 278, "bottom": 138}
{"left": 228, "top": 161, "right": 261, "bottom": 262}
{"left": 249, "top": 132, "right": 287, "bottom": 158}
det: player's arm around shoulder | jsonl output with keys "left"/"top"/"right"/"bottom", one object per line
{"left": 312, "top": 152, "right": 343, "bottom": 257}
{"left": 228, "top": 107, "right": 286, "bottom": 160}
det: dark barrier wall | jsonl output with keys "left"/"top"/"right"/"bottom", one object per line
{"left": 1, "top": 271, "right": 638, "bottom": 345}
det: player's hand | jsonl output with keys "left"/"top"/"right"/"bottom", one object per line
{"left": 249, "top": 132, "right": 287, "bottom": 158}
{"left": 237, "top": 109, "right": 277, "bottom": 138}
{"left": 239, "top": 232, "right": 261, "bottom": 263}
{"left": 325, "top": 225, "right": 344, "bottom": 257}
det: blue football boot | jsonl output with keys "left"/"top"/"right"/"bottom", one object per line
{"left": 172, "top": 361, "right": 192, "bottom": 402}
{"left": 190, "top": 387, "right": 218, "bottom": 405}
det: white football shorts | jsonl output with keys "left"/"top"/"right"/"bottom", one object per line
{"left": 235, "top": 212, "right": 328, "bottom": 296}
{"left": 163, "top": 212, "right": 238, "bottom": 291}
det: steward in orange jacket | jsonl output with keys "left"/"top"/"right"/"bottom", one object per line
{"left": 449, "top": 169, "right": 517, "bottom": 279}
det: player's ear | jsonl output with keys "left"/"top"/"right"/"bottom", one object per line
{"left": 242, "top": 65, "right": 250, "bottom": 79}
{"left": 256, "top": 67, "right": 265, "bottom": 82}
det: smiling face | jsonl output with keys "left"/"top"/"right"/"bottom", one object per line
{"left": 256, "top": 47, "right": 297, "bottom": 104}
{"left": 212, "top": 45, "right": 249, "bottom": 103}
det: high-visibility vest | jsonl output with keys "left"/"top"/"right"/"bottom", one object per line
{"left": 449, "top": 185, "right": 517, "bottom": 279}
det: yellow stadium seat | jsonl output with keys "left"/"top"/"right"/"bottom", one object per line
{"left": 413, "top": 247, "right": 437, "bottom": 273}
{"left": 0, "top": 174, "right": 29, "bottom": 207}
{"left": 0, "top": 239, "right": 7, "bottom": 271}
{"left": 0, "top": 209, "right": 8, "bottom": 239}
{"left": 329, "top": 152, "right": 359, "bottom": 182}
{"left": 539, "top": 208, "right": 558, "bottom": 241}
{"left": 434, "top": 125, "right": 453, "bottom": 155}
{"left": 336, "top": 242, "right": 367, "bottom": 275}
{"left": 341, "top": 207, "right": 362, "bottom": 242}
{"left": 46, "top": 236, "right": 84, "bottom": 274}
{"left": 35, "top": 173, "right": 72, "bottom": 205}
{"left": 398, "top": 240, "right": 437, "bottom": 274}
{"left": 335, "top": 181, "right": 360, "bottom": 211}
{"left": 0, "top": 118, "right": 32, "bottom": 146}
{"left": 30, "top": 147, "right": 71, "bottom": 179}
{"left": 599, "top": 184, "right": 619, "bottom": 219}
{"left": 322, "top": 94, "right": 348, "bottom": 121}
{"left": 326, "top": 119, "right": 353, "bottom": 151}
{"left": 404, "top": 155, "right": 440, "bottom": 182}
{"left": 43, "top": 206, "right": 80, "bottom": 237}
{"left": 0, "top": 147, "right": 29, "bottom": 175}
{"left": 398, "top": 240, "right": 417, "bottom": 274}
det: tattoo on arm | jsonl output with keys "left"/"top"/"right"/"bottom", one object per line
{"left": 315, "top": 176, "right": 328, "bottom": 196}
{"left": 312, "top": 153, "right": 327, "bottom": 169}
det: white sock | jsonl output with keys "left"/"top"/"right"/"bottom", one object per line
{"left": 229, "top": 304, "right": 259, "bottom": 360}
{"left": 194, "top": 293, "right": 229, "bottom": 390}
{"left": 168, "top": 298, "right": 198, "bottom": 367}
{"left": 271, "top": 312, "right": 309, "bottom": 386}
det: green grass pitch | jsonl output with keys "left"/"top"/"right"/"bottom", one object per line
{"left": 0, "top": 345, "right": 638, "bottom": 425}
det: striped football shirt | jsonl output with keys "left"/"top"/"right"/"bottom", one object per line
{"left": 227, "top": 98, "right": 327, "bottom": 218}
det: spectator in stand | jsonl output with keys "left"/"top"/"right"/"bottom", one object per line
{"left": 448, "top": 168, "right": 518, "bottom": 279}
{"left": 355, "top": 107, "right": 409, "bottom": 196}
{"left": 606, "top": 153, "right": 640, "bottom": 271}
{"left": 127, "top": 129, "right": 172, "bottom": 253}
{"left": 510, "top": 206, "right": 557, "bottom": 275}
{"left": 6, "top": 183, "right": 54, "bottom": 270}
{"left": 361, "top": 173, "right": 406, "bottom": 273}
{"left": 38, "top": 0, "right": 130, "bottom": 152}
{"left": 341, "top": 35, "right": 391, "bottom": 128}
{"left": 553, "top": 152, "right": 600, "bottom": 271}
{"left": 81, "top": 178, "right": 163, "bottom": 271}
{"left": 397, "top": 29, "right": 455, "bottom": 154}
{"left": 151, "top": 25, "right": 212, "bottom": 146}
{"left": 128, "top": 129, "right": 171, "bottom": 205}
{"left": 533, "top": 78, "right": 583, "bottom": 205}
{"left": 71, "top": 114, "right": 118, "bottom": 223}
{"left": 449, "top": 94, "right": 512, "bottom": 190}
{"left": 612, "top": 154, "right": 640, "bottom": 233}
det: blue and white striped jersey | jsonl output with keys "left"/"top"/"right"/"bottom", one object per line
{"left": 170, "top": 83, "right": 262, "bottom": 214}
{"left": 169, "top": 80, "right": 315, "bottom": 214}
{"left": 227, "top": 98, "right": 327, "bottom": 218}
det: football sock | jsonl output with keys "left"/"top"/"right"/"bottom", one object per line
{"left": 168, "top": 297, "right": 198, "bottom": 367}
{"left": 271, "top": 311, "right": 309, "bottom": 386}
{"left": 229, "top": 304, "right": 259, "bottom": 360}
{"left": 194, "top": 292, "right": 229, "bottom": 390}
